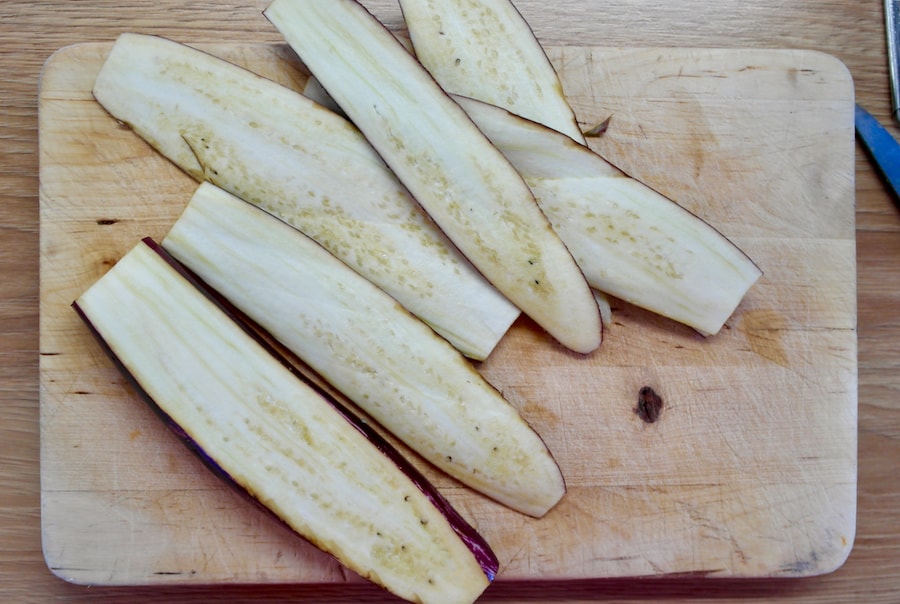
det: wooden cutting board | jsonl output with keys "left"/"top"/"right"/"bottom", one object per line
{"left": 39, "top": 42, "right": 857, "bottom": 587}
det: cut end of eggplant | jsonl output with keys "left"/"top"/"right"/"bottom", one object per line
{"left": 73, "top": 238, "right": 497, "bottom": 604}
{"left": 452, "top": 96, "right": 762, "bottom": 336}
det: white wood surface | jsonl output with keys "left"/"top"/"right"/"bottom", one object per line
{"left": 39, "top": 41, "right": 856, "bottom": 586}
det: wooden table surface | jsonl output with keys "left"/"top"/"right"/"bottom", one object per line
{"left": 3, "top": 1, "right": 899, "bottom": 602}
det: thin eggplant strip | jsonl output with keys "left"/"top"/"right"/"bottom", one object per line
{"left": 264, "top": 0, "right": 602, "bottom": 355}
{"left": 454, "top": 96, "right": 762, "bottom": 335}
{"left": 399, "top": 0, "right": 587, "bottom": 144}
{"left": 73, "top": 238, "right": 497, "bottom": 604}
{"left": 162, "top": 183, "right": 567, "bottom": 518}
{"left": 92, "top": 32, "right": 519, "bottom": 361}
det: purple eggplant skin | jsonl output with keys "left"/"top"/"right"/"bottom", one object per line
{"left": 72, "top": 236, "right": 499, "bottom": 583}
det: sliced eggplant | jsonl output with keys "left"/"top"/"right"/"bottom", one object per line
{"left": 73, "top": 238, "right": 497, "bottom": 604}
{"left": 264, "top": 0, "right": 602, "bottom": 355}
{"left": 92, "top": 33, "right": 519, "bottom": 361}
{"left": 162, "top": 182, "right": 566, "bottom": 518}
{"left": 454, "top": 96, "right": 762, "bottom": 335}
{"left": 399, "top": 0, "right": 587, "bottom": 144}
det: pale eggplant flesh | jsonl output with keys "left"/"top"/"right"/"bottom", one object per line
{"left": 264, "top": 0, "right": 603, "bottom": 355}
{"left": 399, "top": 0, "right": 587, "bottom": 144}
{"left": 73, "top": 238, "right": 497, "bottom": 604}
{"left": 454, "top": 96, "right": 762, "bottom": 336}
{"left": 91, "top": 32, "right": 519, "bottom": 361}
{"left": 162, "top": 182, "right": 567, "bottom": 518}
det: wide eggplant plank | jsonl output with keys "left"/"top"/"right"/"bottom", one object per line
{"left": 39, "top": 42, "right": 856, "bottom": 585}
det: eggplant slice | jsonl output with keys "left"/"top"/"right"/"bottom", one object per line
{"left": 399, "top": 0, "right": 587, "bottom": 144}
{"left": 73, "top": 238, "right": 497, "bottom": 604}
{"left": 454, "top": 96, "right": 763, "bottom": 336}
{"left": 162, "top": 182, "right": 566, "bottom": 518}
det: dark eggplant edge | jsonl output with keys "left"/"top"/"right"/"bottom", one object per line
{"left": 72, "top": 236, "right": 499, "bottom": 583}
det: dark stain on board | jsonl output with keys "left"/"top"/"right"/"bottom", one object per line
{"left": 635, "top": 386, "right": 663, "bottom": 423}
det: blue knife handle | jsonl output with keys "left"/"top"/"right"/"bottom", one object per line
{"left": 855, "top": 103, "right": 900, "bottom": 209}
